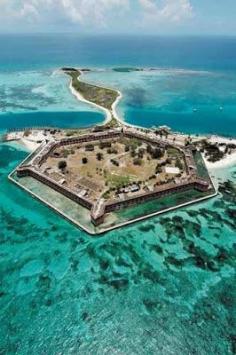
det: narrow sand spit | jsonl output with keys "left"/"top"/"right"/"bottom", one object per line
{"left": 69, "top": 70, "right": 123, "bottom": 125}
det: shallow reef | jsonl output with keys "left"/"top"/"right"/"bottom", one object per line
{"left": 0, "top": 144, "right": 235, "bottom": 354}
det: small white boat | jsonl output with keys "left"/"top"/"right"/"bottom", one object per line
{"left": 193, "top": 108, "right": 197, "bottom": 112}
{"left": 219, "top": 106, "right": 223, "bottom": 111}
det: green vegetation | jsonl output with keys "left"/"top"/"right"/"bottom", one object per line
{"left": 167, "top": 147, "right": 182, "bottom": 158}
{"left": 110, "top": 159, "right": 119, "bottom": 167}
{"left": 147, "top": 145, "right": 164, "bottom": 159}
{"left": 99, "top": 141, "right": 111, "bottom": 149}
{"left": 64, "top": 69, "right": 119, "bottom": 111}
{"left": 85, "top": 144, "right": 94, "bottom": 151}
{"left": 96, "top": 152, "right": 103, "bottom": 161}
{"left": 102, "top": 190, "right": 111, "bottom": 199}
{"left": 103, "top": 116, "right": 120, "bottom": 128}
{"left": 155, "top": 165, "right": 162, "bottom": 174}
{"left": 133, "top": 157, "right": 142, "bottom": 166}
{"left": 176, "top": 157, "right": 183, "bottom": 170}
{"left": 129, "top": 138, "right": 142, "bottom": 150}
{"left": 199, "top": 140, "right": 224, "bottom": 162}
{"left": 107, "top": 147, "right": 118, "bottom": 154}
{"left": 61, "top": 148, "right": 75, "bottom": 158}
{"left": 58, "top": 160, "right": 67, "bottom": 170}
{"left": 66, "top": 130, "right": 80, "bottom": 137}
{"left": 106, "top": 174, "right": 130, "bottom": 189}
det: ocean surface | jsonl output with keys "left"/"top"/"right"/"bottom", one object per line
{"left": 0, "top": 35, "right": 235, "bottom": 354}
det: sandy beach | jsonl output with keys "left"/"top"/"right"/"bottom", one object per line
{"left": 5, "top": 71, "right": 236, "bottom": 170}
{"left": 209, "top": 135, "right": 236, "bottom": 146}
{"left": 69, "top": 80, "right": 111, "bottom": 123}
{"left": 204, "top": 135, "right": 236, "bottom": 170}
{"left": 6, "top": 131, "right": 44, "bottom": 151}
{"left": 68, "top": 70, "right": 123, "bottom": 125}
{"left": 204, "top": 152, "right": 236, "bottom": 170}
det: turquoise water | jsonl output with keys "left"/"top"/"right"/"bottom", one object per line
{"left": 0, "top": 111, "right": 104, "bottom": 131}
{"left": 0, "top": 69, "right": 105, "bottom": 130}
{"left": 0, "top": 35, "right": 236, "bottom": 354}
{"left": 84, "top": 69, "right": 236, "bottom": 136}
{"left": 1, "top": 67, "right": 236, "bottom": 136}
{"left": 0, "top": 143, "right": 235, "bottom": 354}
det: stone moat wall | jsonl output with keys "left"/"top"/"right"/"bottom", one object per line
{"left": 17, "top": 167, "right": 93, "bottom": 210}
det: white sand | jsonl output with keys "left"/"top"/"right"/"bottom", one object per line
{"left": 208, "top": 135, "right": 236, "bottom": 145}
{"left": 6, "top": 71, "right": 236, "bottom": 170}
{"left": 69, "top": 80, "right": 112, "bottom": 123}
{"left": 203, "top": 135, "right": 236, "bottom": 170}
{"left": 111, "top": 89, "right": 123, "bottom": 124}
{"left": 20, "top": 138, "right": 41, "bottom": 151}
{"left": 6, "top": 130, "right": 45, "bottom": 151}
{"left": 204, "top": 152, "right": 236, "bottom": 170}
{"left": 69, "top": 70, "right": 123, "bottom": 125}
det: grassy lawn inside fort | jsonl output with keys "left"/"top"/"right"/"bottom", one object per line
{"left": 41, "top": 136, "right": 188, "bottom": 203}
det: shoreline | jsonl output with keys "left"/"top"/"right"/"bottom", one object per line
{"left": 68, "top": 69, "right": 134, "bottom": 128}
{"left": 204, "top": 135, "right": 236, "bottom": 170}
{"left": 4, "top": 67, "right": 236, "bottom": 173}
{"left": 69, "top": 79, "right": 112, "bottom": 124}
{"left": 204, "top": 152, "right": 236, "bottom": 170}
{"left": 68, "top": 69, "right": 124, "bottom": 126}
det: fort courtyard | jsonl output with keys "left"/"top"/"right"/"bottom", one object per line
{"left": 13, "top": 126, "right": 216, "bottom": 233}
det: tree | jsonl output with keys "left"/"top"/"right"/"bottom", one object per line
{"left": 156, "top": 165, "right": 162, "bottom": 174}
{"left": 176, "top": 158, "right": 183, "bottom": 170}
{"left": 138, "top": 148, "right": 145, "bottom": 158}
{"left": 133, "top": 158, "right": 142, "bottom": 166}
{"left": 58, "top": 160, "right": 67, "bottom": 170}
{"left": 147, "top": 144, "right": 152, "bottom": 154}
{"left": 130, "top": 149, "right": 136, "bottom": 158}
{"left": 152, "top": 148, "right": 164, "bottom": 159}
{"left": 96, "top": 152, "right": 103, "bottom": 161}
{"left": 82, "top": 157, "right": 88, "bottom": 164}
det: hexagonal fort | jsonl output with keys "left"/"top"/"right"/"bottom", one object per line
{"left": 16, "top": 126, "right": 214, "bottom": 231}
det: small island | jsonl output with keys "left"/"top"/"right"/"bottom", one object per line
{"left": 63, "top": 68, "right": 122, "bottom": 127}
{"left": 6, "top": 67, "right": 219, "bottom": 234}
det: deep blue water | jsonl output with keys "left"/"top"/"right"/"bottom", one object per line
{"left": 1, "top": 34, "right": 236, "bottom": 71}
{"left": 125, "top": 107, "right": 236, "bottom": 136}
{"left": 1, "top": 34, "right": 236, "bottom": 136}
